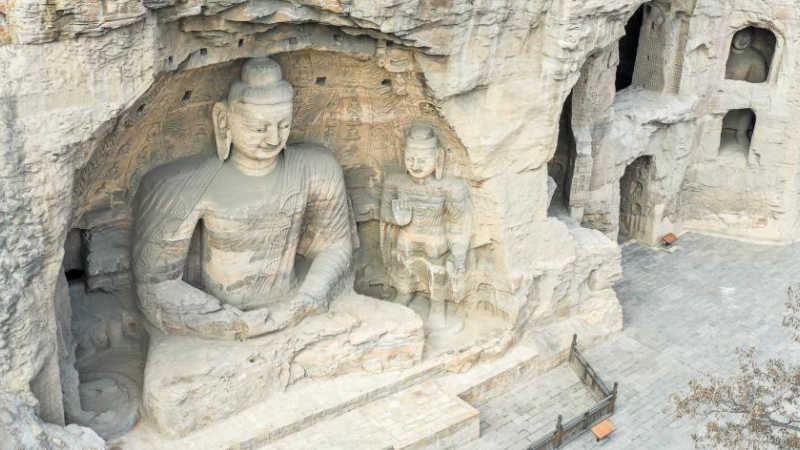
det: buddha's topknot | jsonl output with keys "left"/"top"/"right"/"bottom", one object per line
{"left": 228, "top": 57, "right": 294, "bottom": 106}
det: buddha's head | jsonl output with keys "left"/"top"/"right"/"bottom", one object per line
{"left": 213, "top": 57, "right": 294, "bottom": 162}
{"left": 732, "top": 28, "right": 754, "bottom": 51}
{"left": 404, "top": 122, "right": 443, "bottom": 181}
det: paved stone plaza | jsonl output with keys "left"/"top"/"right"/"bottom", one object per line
{"left": 470, "top": 232, "right": 800, "bottom": 450}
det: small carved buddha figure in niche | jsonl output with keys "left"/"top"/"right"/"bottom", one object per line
{"left": 719, "top": 109, "right": 756, "bottom": 159}
{"left": 725, "top": 28, "right": 769, "bottom": 83}
{"left": 380, "top": 123, "right": 473, "bottom": 330}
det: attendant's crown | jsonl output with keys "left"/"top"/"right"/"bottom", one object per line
{"left": 406, "top": 122, "right": 438, "bottom": 149}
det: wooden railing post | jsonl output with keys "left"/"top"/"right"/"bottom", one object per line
{"left": 554, "top": 415, "right": 564, "bottom": 447}
{"left": 569, "top": 334, "right": 577, "bottom": 364}
{"left": 610, "top": 382, "right": 619, "bottom": 413}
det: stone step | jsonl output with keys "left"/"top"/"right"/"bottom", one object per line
{"left": 114, "top": 358, "right": 446, "bottom": 450}
{"left": 439, "top": 344, "right": 544, "bottom": 406}
{"left": 259, "top": 381, "right": 480, "bottom": 450}
{"left": 113, "top": 342, "right": 558, "bottom": 450}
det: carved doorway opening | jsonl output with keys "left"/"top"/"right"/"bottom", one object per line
{"left": 547, "top": 93, "right": 577, "bottom": 217}
{"left": 719, "top": 108, "right": 756, "bottom": 162}
{"left": 619, "top": 156, "right": 655, "bottom": 244}
{"left": 616, "top": 4, "right": 645, "bottom": 91}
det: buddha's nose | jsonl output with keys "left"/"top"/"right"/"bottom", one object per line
{"left": 263, "top": 127, "right": 280, "bottom": 146}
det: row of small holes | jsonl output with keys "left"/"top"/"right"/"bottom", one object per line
{"left": 310, "top": 78, "right": 390, "bottom": 88}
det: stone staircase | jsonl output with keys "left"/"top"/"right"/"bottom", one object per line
{"left": 113, "top": 344, "right": 549, "bottom": 450}
{"left": 260, "top": 381, "right": 479, "bottom": 450}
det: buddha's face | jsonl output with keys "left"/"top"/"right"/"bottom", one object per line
{"left": 733, "top": 30, "right": 752, "bottom": 50}
{"left": 405, "top": 144, "right": 437, "bottom": 180}
{"left": 229, "top": 101, "right": 292, "bottom": 161}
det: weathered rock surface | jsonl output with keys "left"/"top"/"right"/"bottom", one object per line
{"left": 3, "top": 0, "right": 799, "bottom": 447}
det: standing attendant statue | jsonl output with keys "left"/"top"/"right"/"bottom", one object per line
{"left": 380, "top": 123, "right": 473, "bottom": 330}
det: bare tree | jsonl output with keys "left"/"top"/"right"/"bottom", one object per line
{"left": 668, "top": 286, "right": 800, "bottom": 450}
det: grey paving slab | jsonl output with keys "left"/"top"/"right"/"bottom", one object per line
{"left": 468, "top": 233, "right": 800, "bottom": 450}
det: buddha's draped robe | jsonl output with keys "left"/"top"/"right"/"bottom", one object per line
{"left": 133, "top": 144, "right": 353, "bottom": 333}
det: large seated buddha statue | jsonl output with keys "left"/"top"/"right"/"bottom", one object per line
{"left": 132, "top": 57, "right": 424, "bottom": 437}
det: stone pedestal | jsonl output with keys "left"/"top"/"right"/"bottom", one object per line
{"left": 143, "top": 294, "right": 424, "bottom": 437}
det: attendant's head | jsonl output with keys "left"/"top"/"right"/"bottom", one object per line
{"left": 404, "top": 123, "right": 444, "bottom": 181}
{"left": 213, "top": 57, "right": 294, "bottom": 161}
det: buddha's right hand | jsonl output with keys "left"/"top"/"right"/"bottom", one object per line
{"left": 195, "top": 305, "right": 279, "bottom": 339}
{"left": 236, "top": 307, "right": 286, "bottom": 338}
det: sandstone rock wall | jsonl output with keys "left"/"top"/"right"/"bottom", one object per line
{"left": 4, "top": 0, "right": 798, "bottom": 445}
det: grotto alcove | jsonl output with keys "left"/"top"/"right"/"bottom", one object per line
{"left": 616, "top": 3, "right": 645, "bottom": 91}
{"left": 618, "top": 155, "right": 656, "bottom": 245}
{"left": 725, "top": 26, "right": 777, "bottom": 84}
{"left": 719, "top": 108, "right": 756, "bottom": 161}
{"left": 547, "top": 93, "right": 576, "bottom": 218}
{"left": 66, "top": 46, "right": 523, "bottom": 440}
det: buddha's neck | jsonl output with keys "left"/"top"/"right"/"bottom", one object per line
{"left": 411, "top": 175, "right": 432, "bottom": 185}
{"left": 229, "top": 150, "right": 280, "bottom": 177}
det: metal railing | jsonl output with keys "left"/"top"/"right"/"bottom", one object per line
{"left": 526, "top": 335, "right": 618, "bottom": 450}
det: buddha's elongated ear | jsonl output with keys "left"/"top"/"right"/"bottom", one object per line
{"left": 434, "top": 146, "right": 445, "bottom": 180}
{"left": 212, "top": 102, "right": 233, "bottom": 161}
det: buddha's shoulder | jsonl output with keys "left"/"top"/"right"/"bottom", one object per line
{"left": 137, "top": 154, "right": 221, "bottom": 195}
{"left": 284, "top": 143, "right": 341, "bottom": 171}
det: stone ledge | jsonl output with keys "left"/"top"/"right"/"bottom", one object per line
{"left": 114, "top": 357, "right": 446, "bottom": 450}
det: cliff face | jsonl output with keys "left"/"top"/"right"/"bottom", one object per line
{"left": 3, "top": 0, "right": 798, "bottom": 445}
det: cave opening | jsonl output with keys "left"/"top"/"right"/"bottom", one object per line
{"left": 547, "top": 93, "right": 576, "bottom": 217}
{"left": 619, "top": 156, "right": 654, "bottom": 244}
{"left": 616, "top": 4, "right": 645, "bottom": 91}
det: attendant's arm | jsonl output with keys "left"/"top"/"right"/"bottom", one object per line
{"left": 379, "top": 177, "right": 401, "bottom": 225}
{"left": 444, "top": 183, "right": 474, "bottom": 269}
